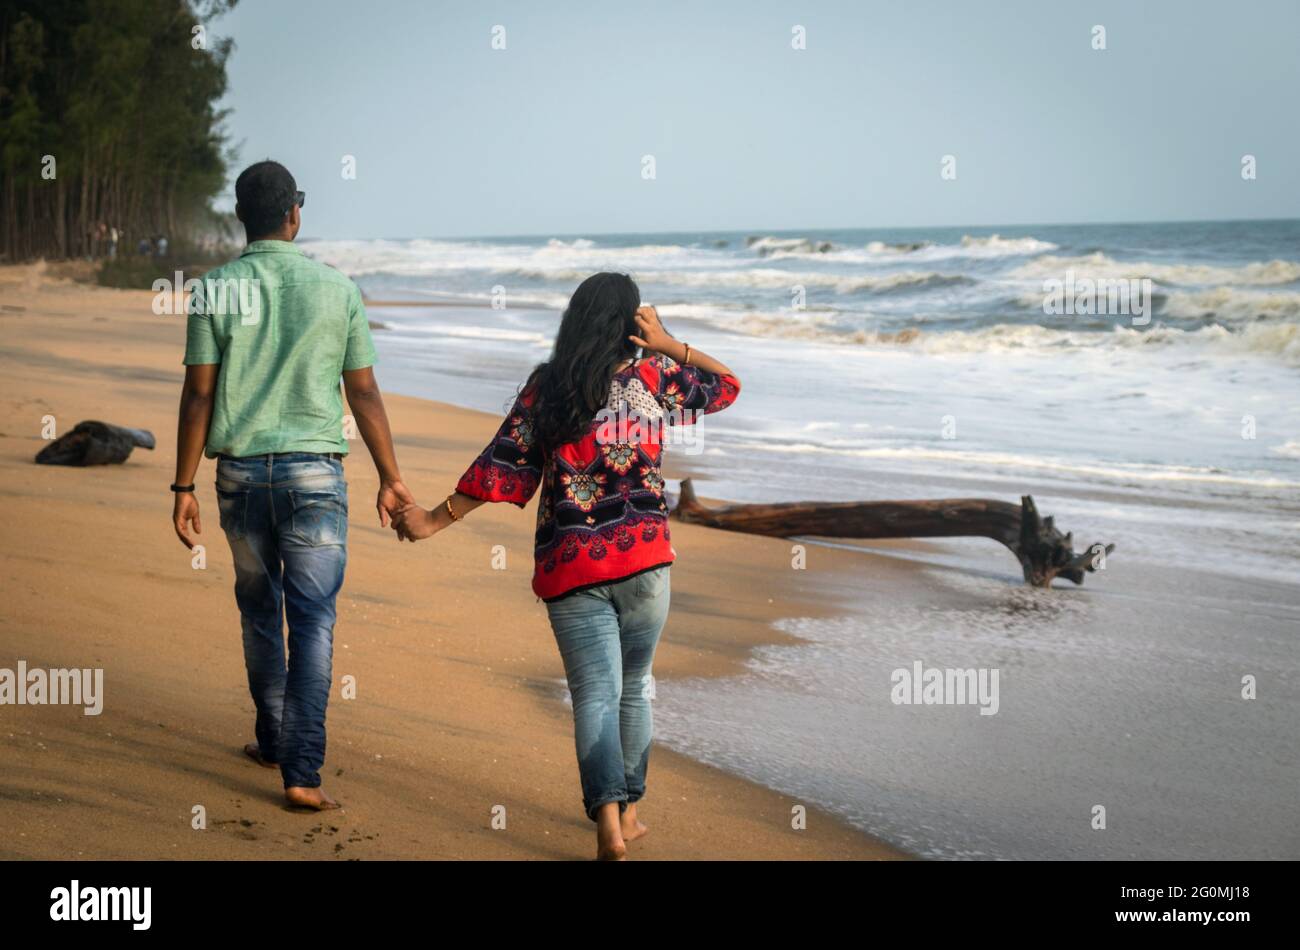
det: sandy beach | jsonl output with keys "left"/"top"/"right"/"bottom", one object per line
{"left": 0, "top": 263, "right": 907, "bottom": 860}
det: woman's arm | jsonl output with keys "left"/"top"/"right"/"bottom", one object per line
{"left": 630, "top": 306, "right": 739, "bottom": 383}
{"left": 392, "top": 391, "right": 544, "bottom": 542}
{"left": 392, "top": 491, "right": 485, "bottom": 541}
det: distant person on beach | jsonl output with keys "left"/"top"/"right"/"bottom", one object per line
{"left": 171, "top": 159, "right": 413, "bottom": 811}
{"left": 392, "top": 274, "right": 741, "bottom": 859}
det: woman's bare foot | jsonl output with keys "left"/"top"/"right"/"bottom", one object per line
{"left": 243, "top": 743, "right": 278, "bottom": 769}
{"left": 594, "top": 802, "right": 627, "bottom": 860}
{"left": 620, "top": 803, "right": 649, "bottom": 843}
{"left": 285, "top": 786, "right": 341, "bottom": 810}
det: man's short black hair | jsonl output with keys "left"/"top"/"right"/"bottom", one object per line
{"left": 235, "top": 160, "right": 298, "bottom": 238}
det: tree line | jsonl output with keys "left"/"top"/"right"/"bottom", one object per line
{"left": 0, "top": 0, "right": 237, "bottom": 262}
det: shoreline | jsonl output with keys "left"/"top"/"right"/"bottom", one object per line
{"left": 0, "top": 264, "right": 909, "bottom": 860}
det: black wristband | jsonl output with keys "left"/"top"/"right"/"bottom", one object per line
{"left": 170, "top": 483, "right": 196, "bottom": 493}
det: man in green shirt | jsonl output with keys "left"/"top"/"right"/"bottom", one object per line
{"left": 171, "top": 160, "right": 412, "bottom": 810}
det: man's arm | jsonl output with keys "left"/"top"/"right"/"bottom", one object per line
{"left": 342, "top": 366, "right": 414, "bottom": 526}
{"left": 173, "top": 363, "right": 218, "bottom": 548}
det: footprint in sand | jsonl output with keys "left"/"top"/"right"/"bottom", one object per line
{"left": 213, "top": 816, "right": 262, "bottom": 841}
{"left": 295, "top": 819, "right": 378, "bottom": 855}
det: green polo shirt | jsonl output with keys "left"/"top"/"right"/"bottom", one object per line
{"left": 183, "top": 240, "right": 376, "bottom": 458}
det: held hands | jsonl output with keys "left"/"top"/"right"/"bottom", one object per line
{"left": 391, "top": 501, "right": 449, "bottom": 542}
{"left": 376, "top": 477, "right": 416, "bottom": 527}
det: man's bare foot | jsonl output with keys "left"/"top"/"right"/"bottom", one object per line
{"left": 620, "top": 803, "right": 649, "bottom": 843}
{"left": 596, "top": 840, "right": 627, "bottom": 861}
{"left": 243, "top": 743, "right": 277, "bottom": 769}
{"left": 285, "top": 786, "right": 341, "bottom": 811}
{"left": 594, "top": 802, "right": 628, "bottom": 861}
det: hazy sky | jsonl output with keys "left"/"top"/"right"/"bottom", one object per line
{"left": 213, "top": 0, "right": 1299, "bottom": 239}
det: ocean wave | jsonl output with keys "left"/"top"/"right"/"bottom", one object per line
{"left": 958, "top": 234, "right": 1059, "bottom": 254}
{"left": 746, "top": 235, "right": 836, "bottom": 256}
{"left": 859, "top": 233, "right": 1058, "bottom": 261}
{"left": 537, "top": 236, "right": 690, "bottom": 258}
{"left": 381, "top": 323, "right": 550, "bottom": 344}
{"left": 1009, "top": 284, "right": 1300, "bottom": 323}
{"left": 730, "top": 440, "right": 1300, "bottom": 490}
{"left": 837, "top": 271, "right": 974, "bottom": 294}
{"left": 497, "top": 265, "right": 973, "bottom": 295}
{"left": 721, "top": 313, "right": 1300, "bottom": 363}
{"left": 309, "top": 235, "right": 1048, "bottom": 296}
{"left": 745, "top": 233, "right": 1057, "bottom": 263}
{"left": 1011, "top": 253, "right": 1300, "bottom": 286}
{"left": 544, "top": 237, "right": 595, "bottom": 250}
{"left": 371, "top": 286, "right": 572, "bottom": 310}
{"left": 303, "top": 237, "right": 714, "bottom": 277}
{"left": 865, "top": 239, "right": 932, "bottom": 253}
{"left": 1160, "top": 287, "right": 1300, "bottom": 321}
{"left": 911, "top": 322, "right": 1299, "bottom": 362}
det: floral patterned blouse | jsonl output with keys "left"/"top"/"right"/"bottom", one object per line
{"left": 456, "top": 355, "right": 741, "bottom": 600}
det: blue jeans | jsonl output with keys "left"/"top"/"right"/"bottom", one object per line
{"left": 215, "top": 453, "right": 347, "bottom": 789}
{"left": 545, "top": 566, "right": 671, "bottom": 820}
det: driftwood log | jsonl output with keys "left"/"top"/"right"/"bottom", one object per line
{"left": 35, "top": 420, "right": 156, "bottom": 466}
{"left": 671, "top": 478, "right": 1114, "bottom": 587}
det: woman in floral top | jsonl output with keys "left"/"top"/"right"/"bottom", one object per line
{"left": 394, "top": 273, "right": 740, "bottom": 860}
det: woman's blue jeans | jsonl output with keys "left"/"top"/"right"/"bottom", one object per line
{"left": 545, "top": 566, "right": 671, "bottom": 820}
{"left": 215, "top": 453, "right": 347, "bottom": 789}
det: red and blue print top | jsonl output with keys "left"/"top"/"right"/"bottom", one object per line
{"left": 455, "top": 355, "right": 741, "bottom": 601}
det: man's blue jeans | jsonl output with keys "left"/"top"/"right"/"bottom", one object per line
{"left": 215, "top": 453, "right": 347, "bottom": 789}
{"left": 545, "top": 566, "right": 671, "bottom": 820}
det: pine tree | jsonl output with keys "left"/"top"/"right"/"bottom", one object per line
{"left": 0, "top": 0, "right": 237, "bottom": 261}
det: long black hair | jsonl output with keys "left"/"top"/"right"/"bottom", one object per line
{"left": 525, "top": 272, "right": 641, "bottom": 450}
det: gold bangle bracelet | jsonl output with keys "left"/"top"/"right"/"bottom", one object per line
{"left": 445, "top": 496, "right": 460, "bottom": 522}
{"left": 682, "top": 342, "right": 692, "bottom": 366}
